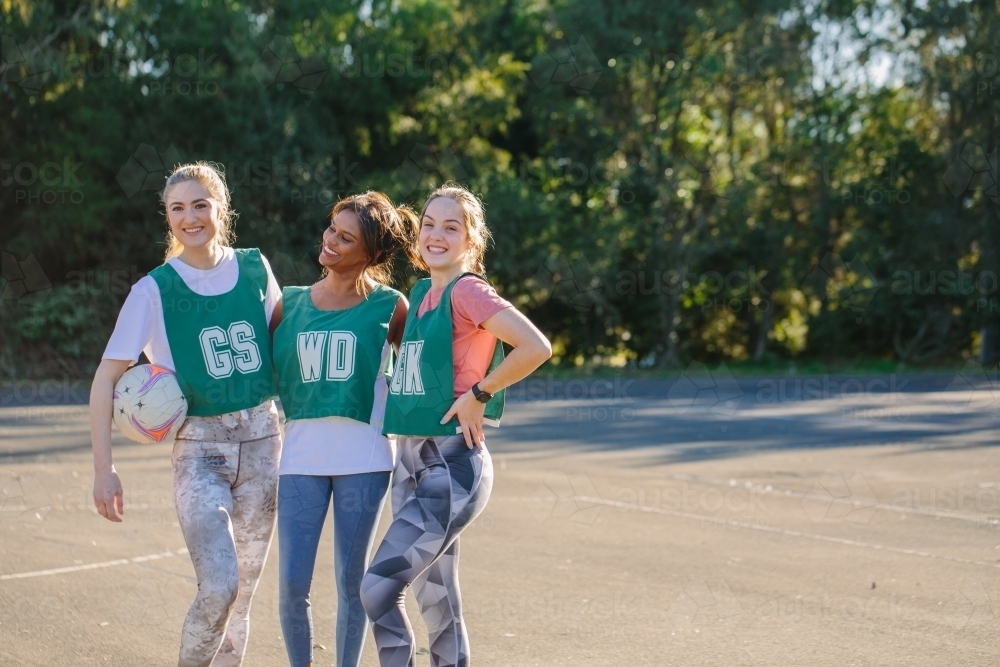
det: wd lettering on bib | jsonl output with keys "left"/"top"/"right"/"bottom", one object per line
{"left": 389, "top": 341, "right": 425, "bottom": 395}
{"left": 296, "top": 331, "right": 357, "bottom": 383}
{"left": 273, "top": 284, "right": 402, "bottom": 423}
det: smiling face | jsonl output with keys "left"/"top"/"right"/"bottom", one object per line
{"left": 320, "top": 208, "right": 369, "bottom": 273}
{"left": 165, "top": 180, "right": 221, "bottom": 251}
{"left": 419, "top": 196, "right": 470, "bottom": 273}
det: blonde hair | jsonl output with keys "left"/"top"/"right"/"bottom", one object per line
{"left": 417, "top": 183, "right": 492, "bottom": 275}
{"left": 159, "top": 162, "right": 236, "bottom": 261}
{"left": 325, "top": 191, "right": 421, "bottom": 295}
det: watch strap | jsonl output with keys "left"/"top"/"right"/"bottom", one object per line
{"left": 471, "top": 382, "right": 493, "bottom": 403}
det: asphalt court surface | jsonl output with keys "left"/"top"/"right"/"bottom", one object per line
{"left": 1, "top": 373, "right": 999, "bottom": 666}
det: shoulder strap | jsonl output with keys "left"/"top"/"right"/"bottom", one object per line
{"left": 442, "top": 271, "right": 489, "bottom": 301}
{"left": 148, "top": 260, "right": 178, "bottom": 280}
{"left": 148, "top": 260, "right": 185, "bottom": 293}
{"left": 235, "top": 248, "right": 267, "bottom": 291}
{"left": 373, "top": 283, "right": 404, "bottom": 301}
{"left": 408, "top": 277, "right": 433, "bottom": 304}
{"left": 459, "top": 271, "right": 489, "bottom": 283}
{"left": 366, "top": 283, "right": 403, "bottom": 312}
{"left": 281, "top": 285, "right": 310, "bottom": 308}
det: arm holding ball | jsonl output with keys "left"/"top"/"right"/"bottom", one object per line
{"left": 89, "top": 358, "right": 132, "bottom": 522}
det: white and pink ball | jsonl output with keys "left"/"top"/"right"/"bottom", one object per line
{"left": 112, "top": 364, "right": 188, "bottom": 444}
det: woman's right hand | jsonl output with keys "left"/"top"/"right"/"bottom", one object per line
{"left": 93, "top": 469, "right": 124, "bottom": 522}
{"left": 90, "top": 358, "right": 133, "bottom": 524}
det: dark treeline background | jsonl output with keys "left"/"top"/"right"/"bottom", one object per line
{"left": 1, "top": 0, "right": 997, "bottom": 379}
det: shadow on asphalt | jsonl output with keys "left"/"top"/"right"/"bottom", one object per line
{"left": 2, "top": 374, "right": 996, "bottom": 464}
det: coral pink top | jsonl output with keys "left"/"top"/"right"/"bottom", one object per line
{"left": 417, "top": 275, "right": 513, "bottom": 397}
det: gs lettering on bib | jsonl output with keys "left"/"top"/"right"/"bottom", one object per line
{"left": 199, "top": 321, "right": 263, "bottom": 378}
{"left": 149, "top": 249, "right": 276, "bottom": 416}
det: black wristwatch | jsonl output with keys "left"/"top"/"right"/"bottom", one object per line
{"left": 471, "top": 382, "right": 494, "bottom": 404}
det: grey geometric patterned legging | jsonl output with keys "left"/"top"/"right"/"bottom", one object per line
{"left": 171, "top": 401, "right": 281, "bottom": 667}
{"left": 361, "top": 435, "right": 494, "bottom": 667}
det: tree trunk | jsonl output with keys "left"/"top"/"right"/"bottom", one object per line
{"left": 753, "top": 303, "right": 772, "bottom": 361}
{"left": 979, "top": 155, "right": 999, "bottom": 366}
{"left": 981, "top": 323, "right": 1000, "bottom": 366}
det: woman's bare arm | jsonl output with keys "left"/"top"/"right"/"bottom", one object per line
{"left": 477, "top": 308, "right": 552, "bottom": 395}
{"left": 269, "top": 298, "right": 284, "bottom": 336}
{"left": 388, "top": 296, "right": 409, "bottom": 351}
{"left": 441, "top": 308, "right": 551, "bottom": 447}
{"left": 90, "top": 358, "right": 133, "bottom": 522}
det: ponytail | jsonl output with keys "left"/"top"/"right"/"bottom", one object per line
{"left": 396, "top": 204, "right": 423, "bottom": 272}
{"left": 326, "top": 192, "right": 419, "bottom": 294}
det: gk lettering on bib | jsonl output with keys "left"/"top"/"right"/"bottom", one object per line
{"left": 389, "top": 340, "right": 424, "bottom": 395}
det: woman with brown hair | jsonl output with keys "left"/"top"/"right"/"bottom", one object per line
{"left": 271, "top": 191, "right": 416, "bottom": 667}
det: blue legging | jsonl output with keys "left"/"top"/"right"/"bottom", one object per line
{"left": 277, "top": 472, "right": 391, "bottom": 667}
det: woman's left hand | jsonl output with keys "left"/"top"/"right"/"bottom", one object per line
{"left": 441, "top": 391, "right": 486, "bottom": 448}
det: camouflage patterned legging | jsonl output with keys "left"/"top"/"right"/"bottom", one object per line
{"left": 172, "top": 401, "right": 281, "bottom": 667}
{"left": 361, "top": 435, "right": 494, "bottom": 667}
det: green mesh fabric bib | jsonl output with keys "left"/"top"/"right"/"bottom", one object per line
{"left": 383, "top": 274, "right": 504, "bottom": 437}
{"left": 273, "top": 283, "right": 401, "bottom": 422}
{"left": 149, "top": 248, "right": 275, "bottom": 416}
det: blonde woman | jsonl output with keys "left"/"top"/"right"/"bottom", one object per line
{"left": 89, "top": 162, "right": 282, "bottom": 667}
{"left": 361, "top": 184, "right": 552, "bottom": 667}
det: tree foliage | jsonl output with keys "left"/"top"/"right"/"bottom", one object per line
{"left": 1, "top": 0, "right": 997, "bottom": 377}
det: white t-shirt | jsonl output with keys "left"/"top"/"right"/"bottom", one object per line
{"left": 279, "top": 341, "right": 397, "bottom": 476}
{"left": 102, "top": 247, "right": 281, "bottom": 369}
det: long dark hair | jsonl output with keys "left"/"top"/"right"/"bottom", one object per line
{"left": 325, "top": 191, "right": 419, "bottom": 295}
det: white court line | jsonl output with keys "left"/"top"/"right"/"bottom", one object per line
{"left": 664, "top": 472, "right": 1000, "bottom": 526}
{"left": 0, "top": 548, "right": 189, "bottom": 581}
{"left": 573, "top": 496, "right": 1000, "bottom": 570}
{"left": 2, "top": 504, "right": 173, "bottom": 513}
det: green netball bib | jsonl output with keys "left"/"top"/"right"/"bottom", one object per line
{"left": 273, "top": 283, "right": 401, "bottom": 422}
{"left": 383, "top": 273, "right": 504, "bottom": 437}
{"left": 149, "top": 248, "right": 275, "bottom": 416}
